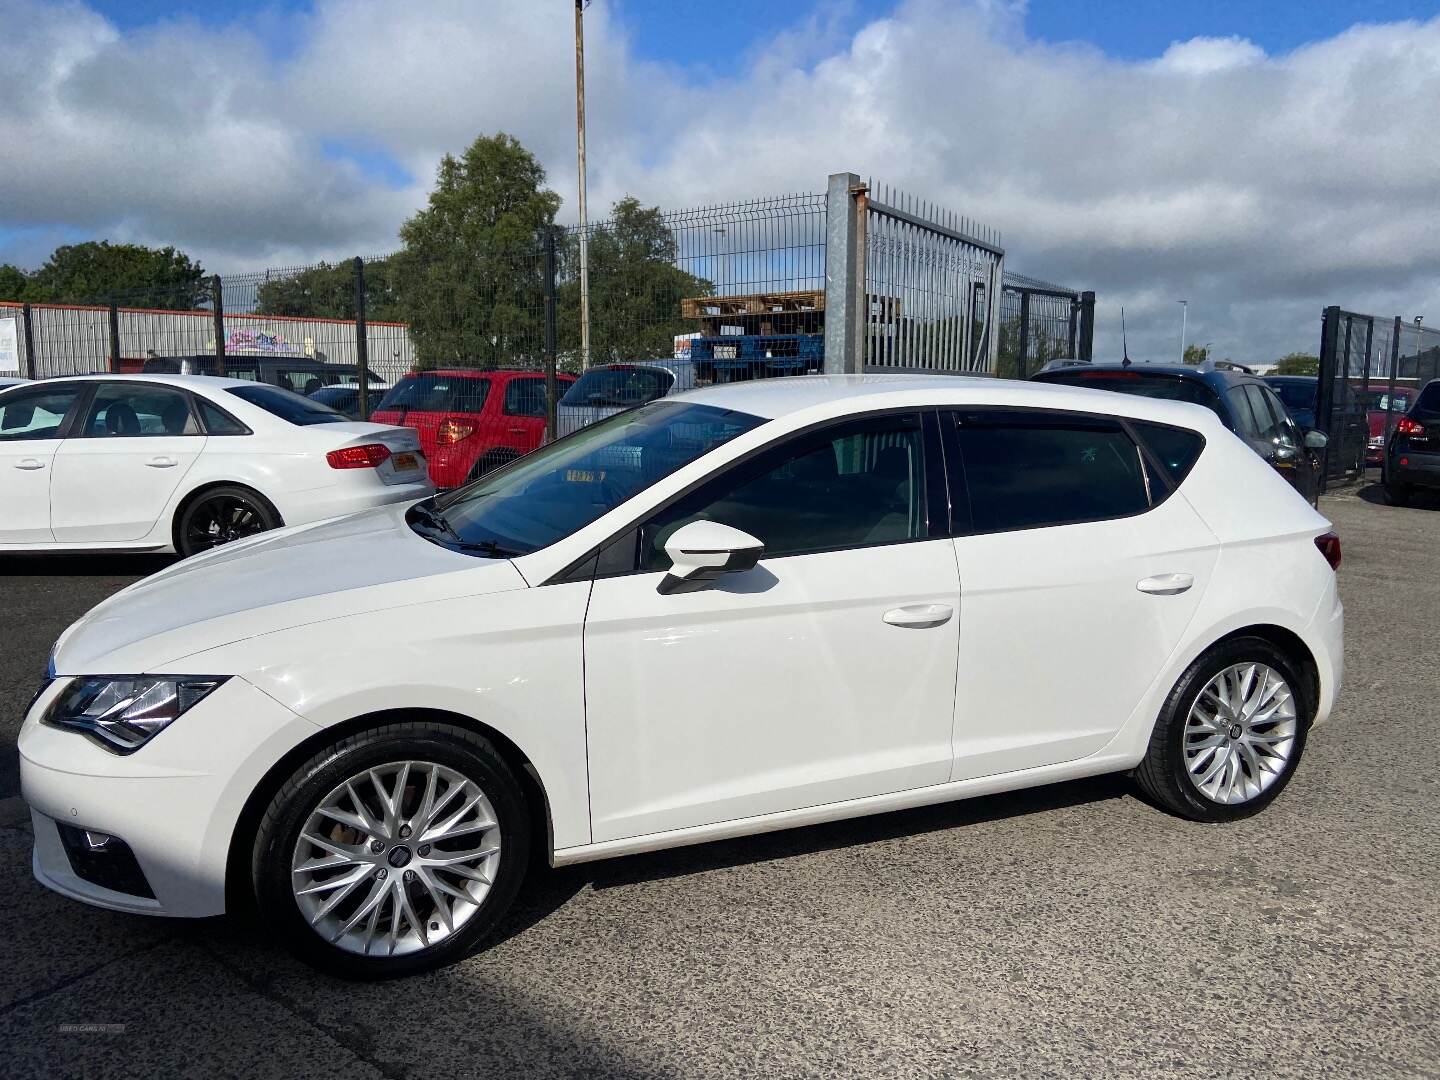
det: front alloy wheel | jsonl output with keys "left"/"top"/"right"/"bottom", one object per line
{"left": 254, "top": 723, "right": 530, "bottom": 978}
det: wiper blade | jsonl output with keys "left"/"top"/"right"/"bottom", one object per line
{"left": 453, "top": 539, "right": 524, "bottom": 559}
{"left": 409, "top": 500, "right": 463, "bottom": 543}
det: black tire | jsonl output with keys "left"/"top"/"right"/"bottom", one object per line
{"left": 251, "top": 721, "right": 530, "bottom": 979}
{"left": 1135, "top": 636, "right": 1312, "bottom": 823}
{"left": 470, "top": 450, "right": 517, "bottom": 481}
{"left": 176, "top": 485, "right": 279, "bottom": 557}
{"left": 1384, "top": 478, "right": 1412, "bottom": 506}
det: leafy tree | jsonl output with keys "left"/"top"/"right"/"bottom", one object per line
{"left": 0, "top": 264, "right": 28, "bottom": 302}
{"left": 1275, "top": 352, "right": 1319, "bottom": 376}
{"left": 255, "top": 258, "right": 405, "bottom": 322}
{"left": 558, "top": 197, "right": 710, "bottom": 364}
{"left": 997, "top": 316, "right": 1069, "bottom": 379}
{"left": 397, "top": 133, "right": 561, "bottom": 368}
{"left": 1181, "top": 343, "right": 1210, "bottom": 365}
{"left": 21, "top": 241, "right": 206, "bottom": 306}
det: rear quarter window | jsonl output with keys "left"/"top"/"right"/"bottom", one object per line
{"left": 1130, "top": 421, "right": 1205, "bottom": 488}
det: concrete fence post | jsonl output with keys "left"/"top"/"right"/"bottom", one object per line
{"left": 824, "top": 172, "right": 867, "bottom": 374}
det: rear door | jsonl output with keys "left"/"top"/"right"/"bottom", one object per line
{"left": 50, "top": 382, "right": 207, "bottom": 543}
{"left": 945, "top": 409, "right": 1218, "bottom": 780}
{"left": 0, "top": 383, "right": 88, "bottom": 544}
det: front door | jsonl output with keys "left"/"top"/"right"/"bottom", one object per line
{"left": 50, "top": 382, "right": 207, "bottom": 544}
{"left": 0, "top": 383, "right": 88, "bottom": 544}
{"left": 945, "top": 410, "right": 1218, "bottom": 780}
{"left": 583, "top": 411, "right": 960, "bottom": 842}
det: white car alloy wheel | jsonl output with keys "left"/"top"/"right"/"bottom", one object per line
{"left": 1183, "top": 663, "right": 1298, "bottom": 805}
{"left": 290, "top": 760, "right": 502, "bottom": 957}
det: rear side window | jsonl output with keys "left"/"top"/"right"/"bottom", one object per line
{"left": 82, "top": 383, "right": 198, "bottom": 437}
{"left": 954, "top": 413, "right": 1149, "bottom": 533}
{"left": 503, "top": 377, "right": 549, "bottom": 417}
{"left": 1131, "top": 421, "right": 1204, "bottom": 487}
{"left": 198, "top": 399, "right": 250, "bottom": 435}
{"left": 226, "top": 385, "right": 348, "bottom": 426}
{"left": 1416, "top": 382, "right": 1440, "bottom": 414}
{"left": 1038, "top": 371, "right": 1223, "bottom": 418}
{"left": 376, "top": 374, "right": 490, "bottom": 414}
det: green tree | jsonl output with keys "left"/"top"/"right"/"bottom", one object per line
{"left": 23, "top": 241, "right": 206, "bottom": 306}
{"left": 255, "top": 257, "right": 405, "bottom": 322}
{"left": 1275, "top": 352, "right": 1319, "bottom": 376}
{"left": 558, "top": 196, "right": 710, "bottom": 365}
{"left": 996, "top": 316, "right": 1069, "bottom": 379}
{"left": 0, "top": 264, "right": 28, "bottom": 302}
{"left": 397, "top": 133, "right": 561, "bottom": 368}
{"left": 1181, "top": 343, "right": 1210, "bottom": 365}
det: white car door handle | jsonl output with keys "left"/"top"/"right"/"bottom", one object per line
{"left": 1137, "top": 573, "right": 1194, "bottom": 595}
{"left": 13, "top": 458, "right": 45, "bottom": 471}
{"left": 882, "top": 603, "right": 954, "bottom": 628}
{"left": 146, "top": 456, "right": 179, "bottom": 468}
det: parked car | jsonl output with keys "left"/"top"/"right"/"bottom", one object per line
{"left": 21, "top": 375, "right": 1343, "bottom": 978}
{"left": 1356, "top": 384, "right": 1416, "bottom": 466}
{"left": 141, "top": 355, "right": 371, "bottom": 396}
{"left": 1264, "top": 375, "right": 1318, "bottom": 431}
{"left": 555, "top": 360, "right": 697, "bottom": 437}
{"left": 307, "top": 382, "right": 390, "bottom": 420}
{"left": 370, "top": 369, "right": 577, "bottom": 488}
{"left": 0, "top": 374, "right": 432, "bottom": 556}
{"left": 1381, "top": 378, "right": 1440, "bottom": 505}
{"left": 1034, "top": 362, "right": 1327, "bottom": 501}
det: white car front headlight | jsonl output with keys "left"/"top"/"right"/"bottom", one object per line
{"left": 44, "top": 676, "right": 229, "bottom": 754}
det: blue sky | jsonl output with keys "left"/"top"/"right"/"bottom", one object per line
{"left": 89, "top": 0, "right": 1440, "bottom": 63}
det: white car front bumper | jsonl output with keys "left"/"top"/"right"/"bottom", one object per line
{"left": 20, "top": 676, "right": 320, "bottom": 918}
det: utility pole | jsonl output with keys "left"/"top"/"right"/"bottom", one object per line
{"left": 1177, "top": 299, "right": 1188, "bottom": 363}
{"left": 574, "top": 0, "right": 591, "bottom": 370}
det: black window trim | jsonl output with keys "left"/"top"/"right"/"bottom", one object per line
{"left": 940, "top": 405, "right": 1198, "bottom": 538}
{"left": 545, "top": 405, "right": 946, "bottom": 585}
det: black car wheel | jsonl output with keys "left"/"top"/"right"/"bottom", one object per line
{"left": 177, "top": 486, "right": 279, "bottom": 557}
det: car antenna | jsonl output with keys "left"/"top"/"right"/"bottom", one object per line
{"left": 1121, "top": 307, "right": 1131, "bottom": 367}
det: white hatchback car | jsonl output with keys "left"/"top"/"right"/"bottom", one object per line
{"left": 0, "top": 374, "right": 433, "bottom": 555}
{"left": 20, "top": 375, "right": 1344, "bottom": 977}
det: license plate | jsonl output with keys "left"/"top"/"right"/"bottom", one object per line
{"left": 393, "top": 452, "right": 419, "bottom": 471}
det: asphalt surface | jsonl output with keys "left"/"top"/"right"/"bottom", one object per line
{"left": 1, "top": 488, "right": 1437, "bottom": 1078}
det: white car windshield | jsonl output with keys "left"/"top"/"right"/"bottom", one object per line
{"left": 419, "top": 401, "right": 765, "bottom": 557}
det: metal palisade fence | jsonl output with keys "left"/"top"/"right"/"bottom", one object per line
{"left": 1316, "top": 306, "right": 1440, "bottom": 484}
{"left": 0, "top": 172, "right": 1093, "bottom": 433}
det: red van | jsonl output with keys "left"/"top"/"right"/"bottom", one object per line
{"left": 370, "top": 369, "right": 575, "bottom": 489}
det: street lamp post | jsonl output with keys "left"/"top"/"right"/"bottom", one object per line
{"left": 1177, "top": 299, "right": 1188, "bottom": 363}
{"left": 574, "top": 0, "right": 591, "bottom": 370}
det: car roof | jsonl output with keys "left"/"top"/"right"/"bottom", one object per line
{"left": 27, "top": 373, "right": 261, "bottom": 391}
{"left": 671, "top": 373, "right": 1228, "bottom": 430}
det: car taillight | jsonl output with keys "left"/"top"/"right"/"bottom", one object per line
{"left": 1396, "top": 416, "right": 1425, "bottom": 435}
{"left": 327, "top": 443, "right": 392, "bottom": 469}
{"left": 437, "top": 417, "right": 477, "bottom": 445}
{"left": 1314, "top": 531, "right": 1341, "bottom": 571}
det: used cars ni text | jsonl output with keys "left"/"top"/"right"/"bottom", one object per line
{"left": 21, "top": 375, "right": 1344, "bottom": 977}
{"left": 0, "top": 375, "right": 432, "bottom": 556}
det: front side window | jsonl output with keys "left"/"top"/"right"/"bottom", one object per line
{"left": 1227, "top": 387, "right": 1261, "bottom": 439}
{"left": 955, "top": 413, "right": 1149, "bottom": 533}
{"left": 83, "top": 384, "right": 198, "bottom": 438}
{"left": 424, "top": 401, "right": 765, "bottom": 557}
{"left": 503, "top": 377, "right": 549, "bottom": 417}
{"left": 0, "top": 384, "right": 84, "bottom": 441}
{"left": 226, "top": 384, "right": 348, "bottom": 425}
{"left": 640, "top": 413, "right": 929, "bottom": 569}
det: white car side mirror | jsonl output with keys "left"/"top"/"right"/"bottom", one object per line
{"left": 657, "top": 520, "right": 765, "bottom": 595}
{"left": 1304, "top": 429, "right": 1328, "bottom": 450}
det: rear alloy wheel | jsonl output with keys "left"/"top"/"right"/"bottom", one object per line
{"left": 253, "top": 722, "right": 529, "bottom": 979}
{"left": 1135, "top": 637, "right": 1311, "bottom": 822}
{"left": 177, "top": 486, "right": 278, "bottom": 556}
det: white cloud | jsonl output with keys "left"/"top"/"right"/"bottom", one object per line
{"left": 2, "top": 0, "right": 1438, "bottom": 361}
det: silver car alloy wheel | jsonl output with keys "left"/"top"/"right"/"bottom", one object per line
{"left": 1184, "top": 663, "right": 1298, "bottom": 805}
{"left": 291, "top": 760, "right": 502, "bottom": 957}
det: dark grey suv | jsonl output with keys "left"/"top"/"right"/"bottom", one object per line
{"left": 1032, "top": 362, "right": 1327, "bottom": 502}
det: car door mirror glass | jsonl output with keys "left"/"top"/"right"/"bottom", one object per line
{"left": 1304, "top": 429, "right": 1328, "bottom": 450}
{"left": 658, "top": 520, "right": 765, "bottom": 595}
